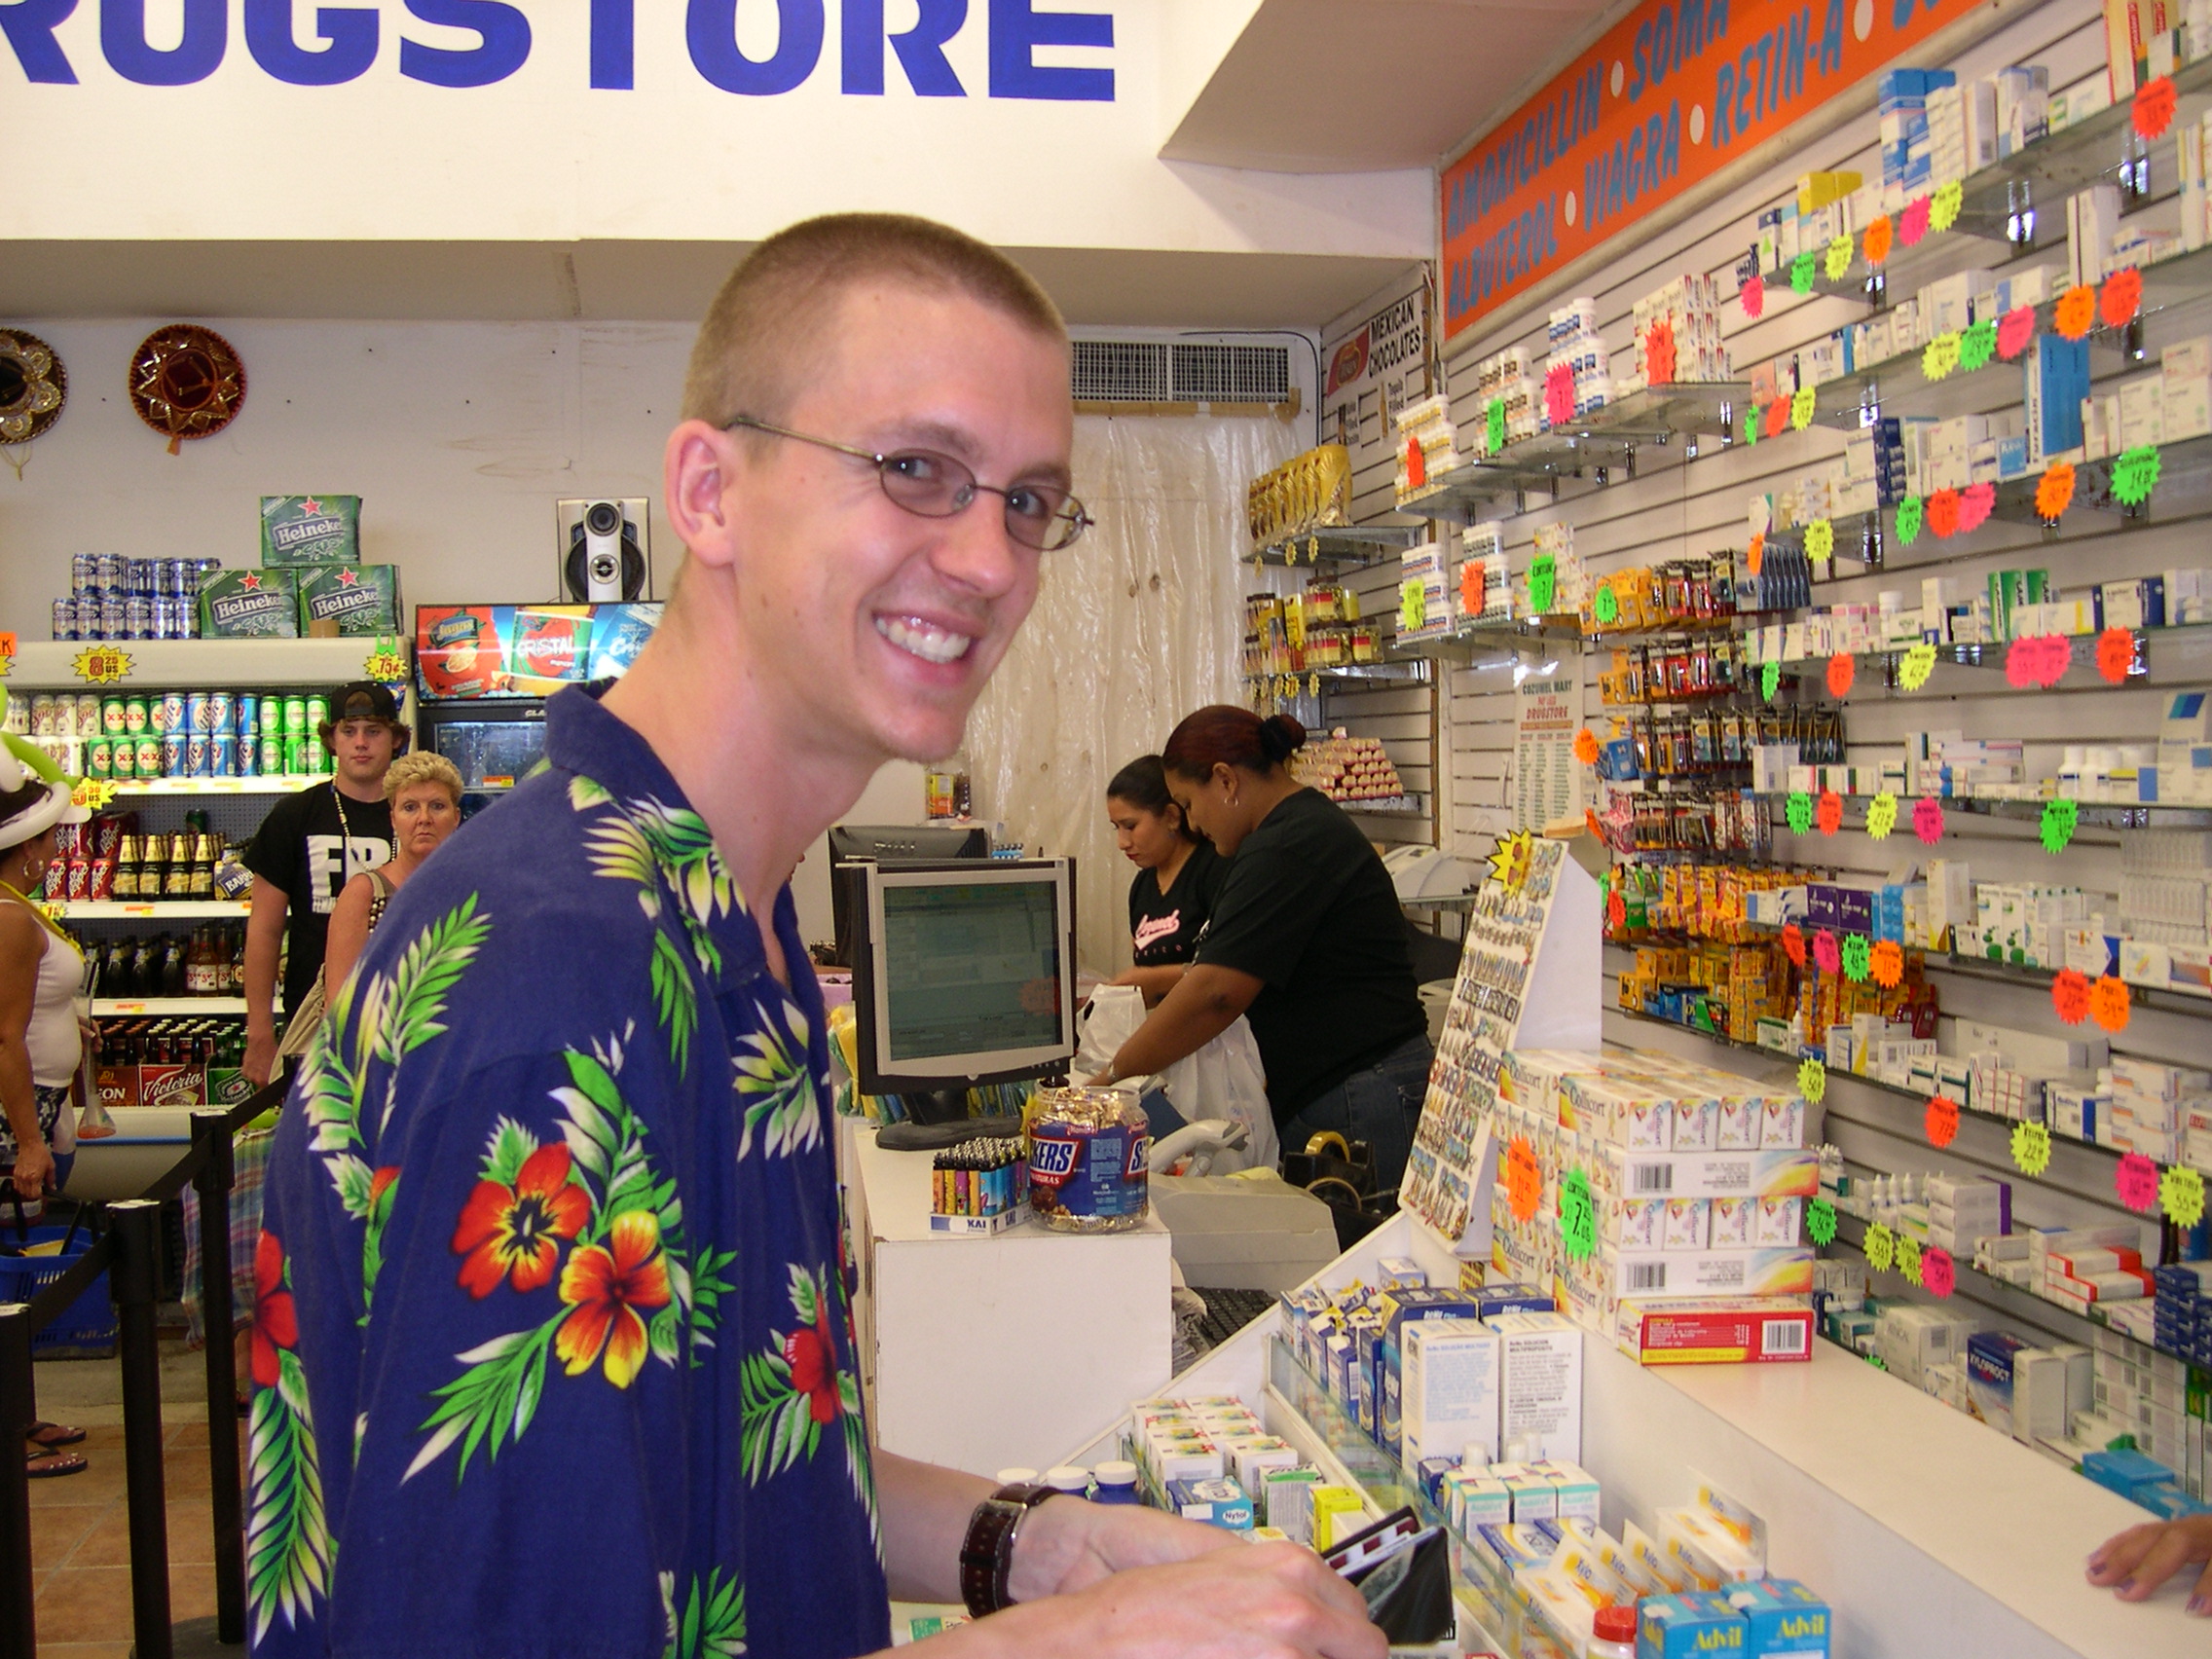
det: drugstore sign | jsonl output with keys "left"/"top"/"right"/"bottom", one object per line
{"left": 1440, "top": 0, "right": 1981, "bottom": 338}
{"left": 0, "top": 0, "right": 1112, "bottom": 99}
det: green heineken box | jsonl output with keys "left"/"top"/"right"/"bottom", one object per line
{"left": 260, "top": 494, "right": 361, "bottom": 566}
{"left": 297, "top": 564, "right": 401, "bottom": 637}
{"left": 199, "top": 569, "right": 299, "bottom": 637}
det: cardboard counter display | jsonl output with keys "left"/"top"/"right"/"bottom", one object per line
{"left": 839, "top": 1119, "right": 1173, "bottom": 1478}
{"left": 1056, "top": 1211, "right": 2191, "bottom": 1659}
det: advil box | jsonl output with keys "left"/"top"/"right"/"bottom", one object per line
{"left": 1617, "top": 1296, "right": 1814, "bottom": 1365}
{"left": 1639, "top": 1591, "right": 1748, "bottom": 1659}
{"left": 1727, "top": 1579, "right": 1831, "bottom": 1656}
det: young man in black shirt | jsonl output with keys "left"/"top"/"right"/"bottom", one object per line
{"left": 240, "top": 682, "right": 402, "bottom": 1083}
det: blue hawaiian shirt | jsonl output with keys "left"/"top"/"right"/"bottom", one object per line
{"left": 250, "top": 684, "right": 889, "bottom": 1659}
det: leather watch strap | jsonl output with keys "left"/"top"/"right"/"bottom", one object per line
{"left": 959, "top": 1483, "right": 1057, "bottom": 1617}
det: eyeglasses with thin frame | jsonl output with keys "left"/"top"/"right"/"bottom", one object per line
{"left": 723, "top": 415, "right": 1092, "bottom": 552}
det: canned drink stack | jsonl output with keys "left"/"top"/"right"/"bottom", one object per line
{"left": 51, "top": 599, "right": 77, "bottom": 642}
{"left": 282, "top": 695, "right": 307, "bottom": 737}
{"left": 157, "top": 691, "right": 186, "bottom": 734}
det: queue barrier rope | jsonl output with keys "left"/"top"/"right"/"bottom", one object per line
{"left": 0, "top": 1076, "right": 289, "bottom": 1659}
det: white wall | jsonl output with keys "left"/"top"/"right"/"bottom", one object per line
{"left": 0, "top": 317, "right": 692, "bottom": 618}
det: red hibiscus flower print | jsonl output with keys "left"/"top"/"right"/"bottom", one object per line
{"left": 452, "top": 1144, "right": 590, "bottom": 1299}
{"left": 252, "top": 1231, "right": 298, "bottom": 1390}
{"left": 554, "top": 1210, "right": 673, "bottom": 1388}
{"left": 783, "top": 1305, "right": 843, "bottom": 1425}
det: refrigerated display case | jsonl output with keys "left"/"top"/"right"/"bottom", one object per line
{"left": 412, "top": 602, "right": 660, "bottom": 813}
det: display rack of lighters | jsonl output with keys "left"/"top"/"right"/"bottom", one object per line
{"left": 929, "top": 1138, "right": 1029, "bottom": 1235}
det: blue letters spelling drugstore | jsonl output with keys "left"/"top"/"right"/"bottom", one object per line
{"left": 0, "top": 1, "right": 1115, "bottom": 100}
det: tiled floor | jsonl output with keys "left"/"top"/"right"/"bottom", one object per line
{"left": 23, "top": 1339, "right": 242, "bottom": 1658}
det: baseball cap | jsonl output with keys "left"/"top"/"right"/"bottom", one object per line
{"left": 325, "top": 682, "right": 403, "bottom": 726}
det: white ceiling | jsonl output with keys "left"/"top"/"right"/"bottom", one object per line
{"left": 1162, "top": 0, "right": 1618, "bottom": 173}
{"left": 0, "top": 241, "right": 1419, "bottom": 332}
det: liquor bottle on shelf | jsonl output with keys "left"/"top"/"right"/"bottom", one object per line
{"left": 110, "top": 833, "right": 138, "bottom": 900}
{"left": 159, "top": 934, "right": 187, "bottom": 998}
{"left": 164, "top": 832, "right": 195, "bottom": 900}
{"left": 189, "top": 834, "right": 217, "bottom": 900}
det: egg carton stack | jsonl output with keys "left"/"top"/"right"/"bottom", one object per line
{"left": 1466, "top": 346, "right": 1543, "bottom": 458}
{"left": 1544, "top": 298, "right": 1611, "bottom": 427}
{"left": 1291, "top": 730, "right": 1407, "bottom": 805}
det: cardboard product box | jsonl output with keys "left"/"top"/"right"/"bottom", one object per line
{"left": 1490, "top": 1310, "right": 1583, "bottom": 1462}
{"left": 259, "top": 495, "right": 361, "bottom": 565}
{"left": 1400, "top": 1316, "right": 1501, "bottom": 1469}
{"left": 199, "top": 569, "right": 299, "bottom": 638}
{"left": 297, "top": 565, "right": 402, "bottom": 637}
{"left": 1615, "top": 1296, "right": 1813, "bottom": 1365}
{"left": 1639, "top": 1591, "right": 1749, "bottom": 1659}
{"left": 1166, "top": 1477, "right": 1254, "bottom": 1530}
{"left": 1730, "top": 1578, "right": 1832, "bottom": 1654}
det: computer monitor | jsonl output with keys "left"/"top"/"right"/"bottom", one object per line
{"left": 844, "top": 858, "right": 1077, "bottom": 1106}
{"left": 826, "top": 823, "right": 989, "bottom": 965}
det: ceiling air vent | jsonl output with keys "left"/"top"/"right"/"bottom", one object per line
{"left": 1169, "top": 343, "right": 1290, "bottom": 405}
{"left": 1072, "top": 339, "right": 1170, "bottom": 403}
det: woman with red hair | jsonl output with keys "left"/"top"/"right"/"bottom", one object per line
{"left": 1089, "top": 706, "right": 1431, "bottom": 1187}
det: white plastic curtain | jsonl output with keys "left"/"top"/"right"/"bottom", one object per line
{"left": 965, "top": 413, "right": 1300, "bottom": 975}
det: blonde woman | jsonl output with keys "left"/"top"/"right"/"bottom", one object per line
{"left": 320, "top": 752, "right": 465, "bottom": 998}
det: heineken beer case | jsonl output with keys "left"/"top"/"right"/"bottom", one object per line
{"left": 298, "top": 565, "right": 401, "bottom": 636}
{"left": 260, "top": 495, "right": 361, "bottom": 566}
{"left": 200, "top": 569, "right": 300, "bottom": 637}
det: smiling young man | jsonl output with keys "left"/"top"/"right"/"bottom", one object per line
{"left": 240, "top": 682, "right": 401, "bottom": 1085}
{"left": 251, "top": 216, "right": 1382, "bottom": 1659}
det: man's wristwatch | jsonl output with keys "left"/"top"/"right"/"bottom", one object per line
{"left": 959, "top": 1483, "right": 1058, "bottom": 1616}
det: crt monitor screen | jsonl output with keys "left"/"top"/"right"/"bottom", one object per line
{"left": 848, "top": 860, "right": 1075, "bottom": 1093}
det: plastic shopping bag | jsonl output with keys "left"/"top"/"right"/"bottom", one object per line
{"left": 1075, "top": 985, "right": 1276, "bottom": 1172}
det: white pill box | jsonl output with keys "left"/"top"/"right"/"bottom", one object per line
{"left": 1401, "top": 1317, "right": 1503, "bottom": 1469}
{"left": 1490, "top": 1311, "right": 1584, "bottom": 1463}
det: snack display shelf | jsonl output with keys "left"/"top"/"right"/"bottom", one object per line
{"left": 1241, "top": 660, "right": 1432, "bottom": 689}
{"left": 84, "top": 775, "right": 323, "bottom": 797}
{"left": 5, "top": 637, "right": 401, "bottom": 688}
{"left": 1753, "top": 789, "right": 2212, "bottom": 830}
{"left": 1337, "top": 795, "right": 1426, "bottom": 818}
{"left": 1739, "top": 630, "right": 2189, "bottom": 689}
{"left": 92, "top": 997, "right": 247, "bottom": 1016}
{"left": 1610, "top": 1004, "right": 2127, "bottom": 1163}
{"left": 1389, "top": 618, "right": 1581, "bottom": 661}
{"left": 1248, "top": 525, "right": 1425, "bottom": 570}
{"left": 1720, "top": 915, "right": 2212, "bottom": 1016}
{"left": 1760, "top": 432, "right": 2212, "bottom": 565}
{"left": 52, "top": 901, "right": 250, "bottom": 920}
{"left": 1795, "top": 55, "right": 2212, "bottom": 303}
{"left": 1400, "top": 383, "right": 1748, "bottom": 518}
{"left": 1820, "top": 1209, "right": 2193, "bottom": 1385}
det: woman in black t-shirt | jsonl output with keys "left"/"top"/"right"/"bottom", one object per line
{"left": 1103, "top": 755, "right": 1226, "bottom": 1005}
{"left": 1088, "top": 707, "right": 1430, "bottom": 1188}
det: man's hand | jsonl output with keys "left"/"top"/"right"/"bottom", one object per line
{"left": 1007, "top": 1494, "right": 1235, "bottom": 1601}
{"left": 966, "top": 1537, "right": 1382, "bottom": 1659}
{"left": 244, "top": 1026, "right": 278, "bottom": 1088}
{"left": 2088, "top": 1515, "right": 2212, "bottom": 1613}
{"left": 10, "top": 1139, "right": 55, "bottom": 1198}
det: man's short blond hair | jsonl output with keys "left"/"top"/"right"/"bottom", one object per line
{"left": 383, "top": 752, "right": 463, "bottom": 805}
{"left": 682, "top": 214, "right": 1068, "bottom": 430}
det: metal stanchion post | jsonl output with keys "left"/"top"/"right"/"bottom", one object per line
{"left": 0, "top": 1303, "right": 37, "bottom": 1659}
{"left": 191, "top": 1112, "right": 246, "bottom": 1644}
{"left": 111, "top": 1198, "right": 173, "bottom": 1659}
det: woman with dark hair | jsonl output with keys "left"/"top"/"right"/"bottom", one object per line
{"left": 1103, "top": 754, "right": 1226, "bottom": 1005}
{"left": 1089, "top": 706, "right": 1431, "bottom": 1187}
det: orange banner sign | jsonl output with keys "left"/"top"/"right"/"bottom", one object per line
{"left": 1441, "top": 0, "right": 1986, "bottom": 338}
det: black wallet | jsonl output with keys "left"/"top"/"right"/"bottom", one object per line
{"left": 1323, "top": 1507, "right": 1456, "bottom": 1646}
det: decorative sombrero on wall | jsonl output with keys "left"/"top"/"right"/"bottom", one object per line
{"left": 129, "top": 324, "right": 245, "bottom": 455}
{"left": 0, "top": 328, "right": 66, "bottom": 445}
